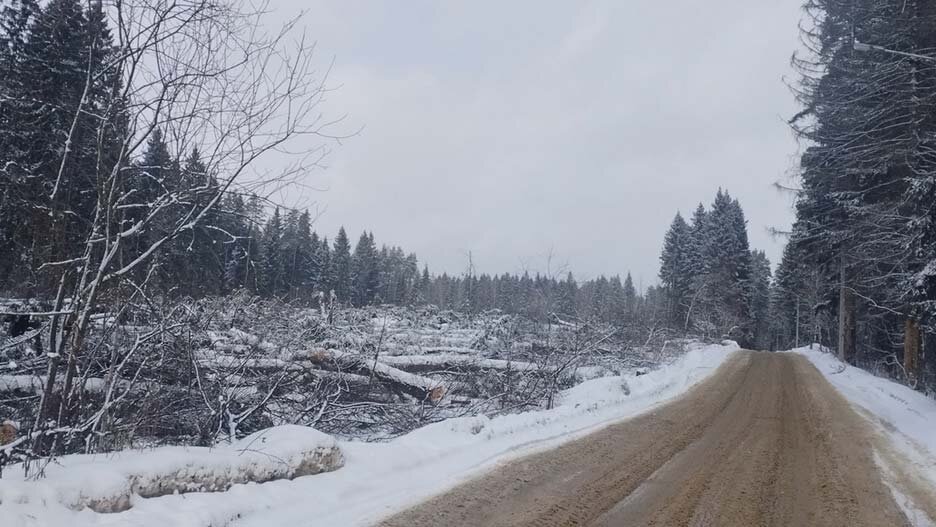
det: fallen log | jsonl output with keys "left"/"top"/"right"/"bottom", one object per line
{"left": 193, "top": 352, "right": 373, "bottom": 384}
{"left": 297, "top": 349, "right": 446, "bottom": 403}
{"left": 379, "top": 353, "right": 542, "bottom": 374}
{"left": 0, "top": 374, "right": 113, "bottom": 394}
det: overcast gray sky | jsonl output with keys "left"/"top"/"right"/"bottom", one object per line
{"left": 278, "top": 1, "right": 803, "bottom": 288}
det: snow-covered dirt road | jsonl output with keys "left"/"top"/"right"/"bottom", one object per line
{"left": 381, "top": 351, "right": 935, "bottom": 526}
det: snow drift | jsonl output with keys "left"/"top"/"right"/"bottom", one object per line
{"left": 0, "top": 425, "right": 342, "bottom": 514}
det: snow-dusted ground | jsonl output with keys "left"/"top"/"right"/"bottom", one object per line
{"left": 1, "top": 342, "right": 739, "bottom": 527}
{"left": 0, "top": 426, "right": 341, "bottom": 519}
{"left": 793, "top": 346, "right": 936, "bottom": 526}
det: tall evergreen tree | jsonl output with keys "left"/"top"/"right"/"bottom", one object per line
{"left": 260, "top": 208, "right": 285, "bottom": 296}
{"left": 607, "top": 275, "right": 627, "bottom": 325}
{"left": 417, "top": 266, "right": 431, "bottom": 304}
{"left": 221, "top": 193, "right": 250, "bottom": 292}
{"left": 331, "top": 227, "right": 352, "bottom": 303}
{"left": 291, "top": 210, "right": 315, "bottom": 299}
{"left": 769, "top": 236, "right": 830, "bottom": 351}
{"left": 685, "top": 203, "right": 708, "bottom": 273}
{"left": 351, "top": 231, "right": 379, "bottom": 306}
{"left": 623, "top": 272, "right": 637, "bottom": 320}
{"left": 128, "top": 129, "right": 177, "bottom": 289}
{"left": 682, "top": 203, "right": 710, "bottom": 327}
{"left": 557, "top": 272, "right": 577, "bottom": 316}
{"left": 749, "top": 250, "right": 772, "bottom": 349}
{"left": 696, "top": 191, "right": 754, "bottom": 342}
{"left": 164, "top": 147, "right": 222, "bottom": 296}
{"left": 315, "top": 235, "right": 332, "bottom": 295}
{"left": 659, "top": 212, "right": 692, "bottom": 325}
{"left": 0, "top": 0, "right": 122, "bottom": 292}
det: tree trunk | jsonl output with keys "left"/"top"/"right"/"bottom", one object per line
{"left": 904, "top": 318, "right": 922, "bottom": 383}
{"left": 302, "top": 349, "right": 446, "bottom": 403}
{"left": 838, "top": 254, "right": 856, "bottom": 364}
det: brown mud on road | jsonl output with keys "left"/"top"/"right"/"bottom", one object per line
{"left": 380, "top": 352, "right": 919, "bottom": 527}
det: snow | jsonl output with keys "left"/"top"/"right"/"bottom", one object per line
{"left": 792, "top": 346, "right": 936, "bottom": 525}
{"left": 0, "top": 425, "right": 342, "bottom": 518}
{"left": 875, "top": 451, "right": 936, "bottom": 527}
{"left": 0, "top": 374, "right": 46, "bottom": 392}
{"left": 914, "top": 259, "right": 936, "bottom": 287}
{"left": 0, "top": 341, "right": 736, "bottom": 527}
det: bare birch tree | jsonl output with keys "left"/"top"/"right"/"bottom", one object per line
{"left": 17, "top": 0, "right": 340, "bottom": 460}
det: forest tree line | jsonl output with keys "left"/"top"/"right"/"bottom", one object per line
{"left": 0, "top": 0, "right": 657, "bottom": 328}
{"left": 772, "top": 0, "right": 936, "bottom": 389}
{"left": 0, "top": 1, "right": 650, "bottom": 326}
{"left": 2, "top": 111, "right": 655, "bottom": 318}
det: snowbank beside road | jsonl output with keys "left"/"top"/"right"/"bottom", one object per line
{"left": 0, "top": 426, "right": 342, "bottom": 517}
{"left": 793, "top": 346, "right": 936, "bottom": 457}
{"left": 792, "top": 346, "right": 936, "bottom": 525}
{"left": 1, "top": 341, "right": 737, "bottom": 527}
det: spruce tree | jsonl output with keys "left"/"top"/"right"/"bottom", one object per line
{"left": 240, "top": 194, "right": 265, "bottom": 292}
{"left": 315, "top": 235, "right": 331, "bottom": 294}
{"left": 417, "top": 266, "right": 431, "bottom": 304}
{"left": 260, "top": 208, "right": 285, "bottom": 296}
{"left": 165, "top": 147, "right": 222, "bottom": 297}
{"left": 221, "top": 192, "right": 249, "bottom": 292}
{"left": 128, "top": 129, "right": 176, "bottom": 288}
{"left": 685, "top": 204, "right": 708, "bottom": 296}
{"left": 0, "top": 0, "right": 38, "bottom": 285}
{"left": 291, "top": 211, "right": 314, "bottom": 300}
{"left": 697, "top": 190, "right": 754, "bottom": 342}
{"left": 749, "top": 250, "right": 772, "bottom": 349}
{"left": 331, "top": 228, "right": 352, "bottom": 303}
{"left": 403, "top": 253, "right": 420, "bottom": 305}
{"left": 0, "top": 0, "right": 121, "bottom": 292}
{"left": 557, "top": 272, "right": 577, "bottom": 316}
{"left": 623, "top": 272, "right": 637, "bottom": 320}
{"left": 350, "top": 230, "right": 379, "bottom": 306}
{"left": 608, "top": 275, "right": 627, "bottom": 325}
{"left": 659, "top": 212, "right": 692, "bottom": 324}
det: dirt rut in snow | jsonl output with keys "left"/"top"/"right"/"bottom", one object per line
{"left": 380, "top": 352, "right": 913, "bottom": 527}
